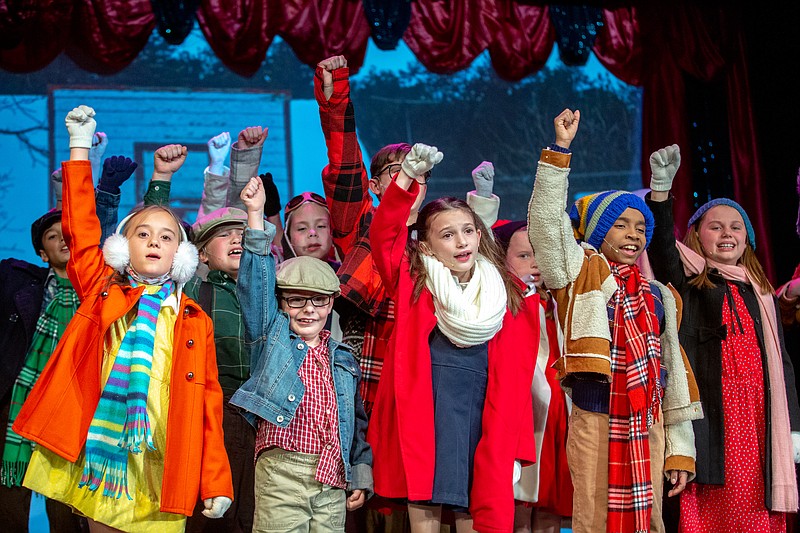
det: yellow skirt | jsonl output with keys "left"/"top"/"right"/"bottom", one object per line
{"left": 24, "top": 296, "right": 185, "bottom": 533}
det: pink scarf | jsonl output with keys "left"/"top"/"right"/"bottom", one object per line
{"left": 677, "top": 242, "right": 798, "bottom": 512}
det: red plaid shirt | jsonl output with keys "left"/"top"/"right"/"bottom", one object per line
{"left": 315, "top": 66, "right": 395, "bottom": 418}
{"left": 255, "top": 330, "right": 346, "bottom": 488}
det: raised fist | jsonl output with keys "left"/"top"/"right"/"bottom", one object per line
{"left": 471, "top": 161, "right": 495, "bottom": 198}
{"left": 649, "top": 144, "right": 681, "bottom": 192}
{"left": 401, "top": 143, "right": 444, "bottom": 179}
{"left": 65, "top": 105, "right": 96, "bottom": 149}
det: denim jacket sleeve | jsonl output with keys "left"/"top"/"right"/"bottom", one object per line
{"left": 237, "top": 222, "right": 278, "bottom": 347}
{"left": 94, "top": 188, "right": 120, "bottom": 247}
{"left": 348, "top": 387, "right": 374, "bottom": 495}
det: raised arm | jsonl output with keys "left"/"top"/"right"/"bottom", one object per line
{"left": 198, "top": 131, "right": 232, "bottom": 218}
{"left": 315, "top": 55, "right": 373, "bottom": 257}
{"left": 527, "top": 109, "right": 584, "bottom": 290}
{"left": 644, "top": 144, "right": 690, "bottom": 292}
{"left": 62, "top": 106, "right": 109, "bottom": 299}
{"left": 236, "top": 177, "right": 278, "bottom": 343}
{"left": 95, "top": 155, "right": 137, "bottom": 245}
{"left": 372, "top": 143, "right": 443, "bottom": 294}
{"left": 227, "top": 126, "right": 267, "bottom": 210}
{"left": 467, "top": 160, "right": 500, "bottom": 230}
{"left": 143, "top": 144, "right": 187, "bottom": 206}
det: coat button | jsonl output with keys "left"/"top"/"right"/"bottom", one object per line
{"left": 8, "top": 313, "right": 18, "bottom": 322}
{"left": 296, "top": 343, "right": 304, "bottom": 350}
{"left": 186, "top": 372, "right": 194, "bottom": 380}
{"left": 276, "top": 415, "right": 284, "bottom": 423}
{"left": 186, "top": 339, "right": 194, "bottom": 347}
{"left": 288, "top": 394, "right": 296, "bottom": 402}
{"left": 101, "top": 291, "right": 108, "bottom": 297}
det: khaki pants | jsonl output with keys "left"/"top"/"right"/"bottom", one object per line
{"left": 567, "top": 405, "right": 665, "bottom": 533}
{"left": 253, "top": 448, "right": 346, "bottom": 533}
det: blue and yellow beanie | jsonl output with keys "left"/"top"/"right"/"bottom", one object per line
{"left": 687, "top": 198, "right": 756, "bottom": 250}
{"left": 568, "top": 190, "right": 655, "bottom": 250}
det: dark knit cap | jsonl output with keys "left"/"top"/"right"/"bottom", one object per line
{"left": 687, "top": 198, "right": 756, "bottom": 250}
{"left": 30, "top": 209, "right": 62, "bottom": 254}
{"left": 568, "top": 190, "right": 655, "bottom": 250}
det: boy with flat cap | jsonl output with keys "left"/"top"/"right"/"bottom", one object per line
{"left": 231, "top": 177, "right": 372, "bottom": 532}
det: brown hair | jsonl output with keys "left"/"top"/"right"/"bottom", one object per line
{"left": 369, "top": 143, "right": 412, "bottom": 179}
{"left": 682, "top": 223, "right": 773, "bottom": 295}
{"left": 408, "top": 197, "right": 524, "bottom": 315}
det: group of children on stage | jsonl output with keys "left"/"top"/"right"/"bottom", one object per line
{"left": 1, "top": 55, "right": 798, "bottom": 533}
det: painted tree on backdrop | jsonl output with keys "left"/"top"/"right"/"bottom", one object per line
{"left": 351, "top": 61, "right": 642, "bottom": 219}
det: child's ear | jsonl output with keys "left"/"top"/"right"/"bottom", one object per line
{"left": 38, "top": 249, "right": 49, "bottom": 264}
{"left": 198, "top": 249, "right": 210, "bottom": 264}
{"left": 419, "top": 242, "right": 432, "bottom": 256}
{"left": 368, "top": 178, "right": 382, "bottom": 197}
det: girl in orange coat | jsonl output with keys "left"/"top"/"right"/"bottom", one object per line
{"left": 13, "top": 106, "right": 233, "bottom": 532}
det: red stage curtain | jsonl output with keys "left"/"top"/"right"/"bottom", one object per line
{"left": 0, "top": 1, "right": 773, "bottom": 276}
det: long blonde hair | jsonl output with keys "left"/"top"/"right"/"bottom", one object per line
{"left": 682, "top": 224, "right": 773, "bottom": 295}
{"left": 407, "top": 197, "right": 524, "bottom": 314}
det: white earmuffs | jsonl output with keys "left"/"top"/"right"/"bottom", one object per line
{"left": 102, "top": 211, "right": 199, "bottom": 284}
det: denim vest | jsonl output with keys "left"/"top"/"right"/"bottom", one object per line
{"left": 230, "top": 225, "right": 372, "bottom": 489}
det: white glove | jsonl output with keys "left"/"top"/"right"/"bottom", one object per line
{"left": 201, "top": 496, "right": 232, "bottom": 519}
{"left": 401, "top": 143, "right": 444, "bottom": 179}
{"left": 207, "top": 131, "right": 232, "bottom": 174}
{"left": 792, "top": 431, "right": 800, "bottom": 463}
{"left": 65, "top": 105, "right": 97, "bottom": 149}
{"left": 471, "top": 161, "right": 495, "bottom": 198}
{"left": 649, "top": 144, "right": 680, "bottom": 192}
{"left": 512, "top": 460, "right": 522, "bottom": 485}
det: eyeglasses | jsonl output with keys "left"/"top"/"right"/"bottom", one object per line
{"left": 284, "top": 192, "right": 327, "bottom": 217}
{"left": 281, "top": 295, "right": 332, "bottom": 308}
{"left": 373, "top": 163, "right": 431, "bottom": 185}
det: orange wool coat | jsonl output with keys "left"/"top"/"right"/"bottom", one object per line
{"left": 12, "top": 160, "right": 233, "bottom": 516}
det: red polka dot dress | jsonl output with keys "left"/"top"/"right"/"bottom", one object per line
{"left": 679, "top": 283, "right": 786, "bottom": 533}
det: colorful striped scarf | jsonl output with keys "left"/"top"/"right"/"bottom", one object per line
{"left": 607, "top": 263, "right": 662, "bottom": 533}
{"left": 1, "top": 275, "right": 78, "bottom": 487}
{"left": 79, "top": 279, "right": 173, "bottom": 499}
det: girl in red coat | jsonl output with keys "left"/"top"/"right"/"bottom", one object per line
{"left": 493, "top": 220, "right": 573, "bottom": 533}
{"left": 367, "top": 143, "right": 539, "bottom": 533}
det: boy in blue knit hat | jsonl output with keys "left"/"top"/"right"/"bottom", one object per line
{"left": 527, "top": 108, "right": 702, "bottom": 533}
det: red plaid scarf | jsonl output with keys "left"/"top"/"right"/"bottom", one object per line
{"left": 607, "top": 263, "right": 662, "bottom": 533}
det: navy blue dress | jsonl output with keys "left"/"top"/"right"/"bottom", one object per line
{"left": 421, "top": 327, "right": 489, "bottom": 510}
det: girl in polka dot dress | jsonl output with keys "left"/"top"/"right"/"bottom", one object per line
{"left": 646, "top": 144, "right": 800, "bottom": 532}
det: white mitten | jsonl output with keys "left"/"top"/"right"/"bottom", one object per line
{"left": 401, "top": 143, "right": 444, "bottom": 178}
{"left": 649, "top": 144, "right": 680, "bottom": 192}
{"left": 65, "top": 105, "right": 97, "bottom": 149}
{"left": 201, "top": 496, "right": 232, "bottom": 519}
{"left": 512, "top": 460, "right": 522, "bottom": 485}
{"left": 792, "top": 431, "right": 800, "bottom": 463}
{"left": 472, "top": 161, "right": 495, "bottom": 198}
{"left": 207, "top": 131, "right": 232, "bottom": 173}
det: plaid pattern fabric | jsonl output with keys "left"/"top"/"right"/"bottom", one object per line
{"left": 184, "top": 272, "right": 248, "bottom": 395}
{"left": 607, "top": 263, "right": 663, "bottom": 533}
{"left": 315, "top": 65, "right": 395, "bottom": 418}
{"left": 1, "top": 275, "right": 78, "bottom": 487}
{"left": 255, "top": 331, "right": 346, "bottom": 489}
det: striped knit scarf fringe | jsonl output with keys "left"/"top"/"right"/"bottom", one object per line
{"left": 79, "top": 279, "right": 173, "bottom": 499}
{"left": 1, "top": 276, "right": 78, "bottom": 487}
{"left": 606, "top": 263, "right": 662, "bottom": 533}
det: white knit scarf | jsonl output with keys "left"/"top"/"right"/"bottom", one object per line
{"left": 421, "top": 254, "right": 507, "bottom": 347}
